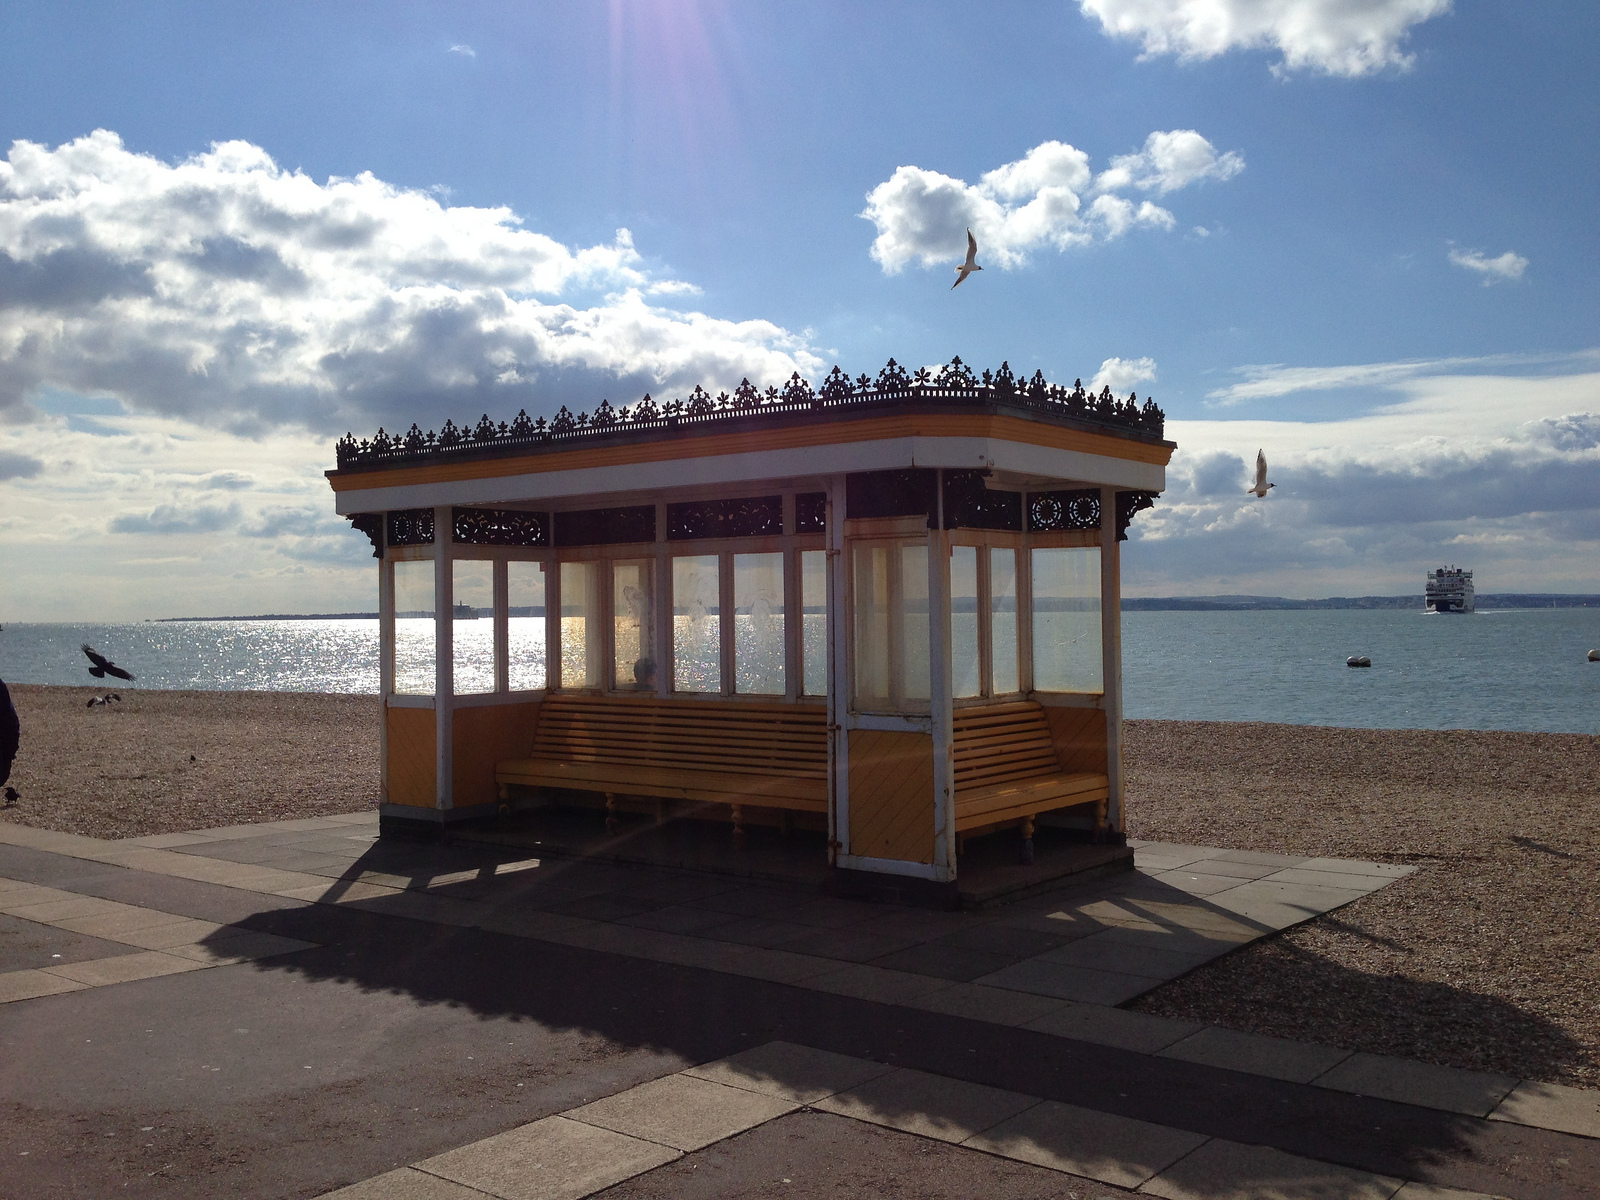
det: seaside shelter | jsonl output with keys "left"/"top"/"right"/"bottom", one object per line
{"left": 326, "top": 358, "right": 1173, "bottom": 892}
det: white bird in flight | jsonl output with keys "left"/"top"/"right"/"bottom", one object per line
{"left": 952, "top": 229, "right": 982, "bottom": 289}
{"left": 1247, "top": 449, "right": 1274, "bottom": 497}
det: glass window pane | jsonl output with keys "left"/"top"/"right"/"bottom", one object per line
{"left": 452, "top": 560, "right": 495, "bottom": 695}
{"left": 801, "top": 550, "right": 827, "bottom": 697}
{"left": 899, "top": 543, "right": 930, "bottom": 706}
{"left": 951, "top": 545, "right": 979, "bottom": 699}
{"left": 734, "top": 552, "right": 785, "bottom": 695}
{"left": 560, "top": 560, "right": 600, "bottom": 689}
{"left": 673, "top": 555, "right": 721, "bottom": 693}
{"left": 990, "top": 547, "right": 1019, "bottom": 694}
{"left": 1032, "top": 546, "right": 1102, "bottom": 693}
{"left": 851, "top": 542, "right": 890, "bottom": 709}
{"left": 612, "top": 558, "right": 655, "bottom": 690}
{"left": 393, "top": 559, "right": 435, "bottom": 695}
{"left": 507, "top": 561, "right": 546, "bottom": 691}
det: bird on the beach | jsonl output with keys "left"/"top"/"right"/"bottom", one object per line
{"left": 1246, "top": 449, "right": 1274, "bottom": 498}
{"left": 86, "top": 696, "right": 103, "bottom": 707}
{"left": 81, "top": 644, "right": 135, "bottom": 681}
{"left": 952, "top": 229, "right": 982, "bottom": 289}
{"left": 2, "top": 786, "right": 17, "bottom": 807}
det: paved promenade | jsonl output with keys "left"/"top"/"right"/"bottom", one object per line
{"left": 1, "top": 813, "right": 1595, "bottom": 1198}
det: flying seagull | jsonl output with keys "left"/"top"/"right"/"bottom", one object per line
{"left": 952, "top": 229, "right": 982, "bottom": 289}
{"left": 1247, "top": 449, "right": 1274, "bottom": 498}
{"left": 81, "top": 644, "right": 135, "bottom": 682}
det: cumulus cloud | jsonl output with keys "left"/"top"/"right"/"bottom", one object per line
{"left": 1449, "top": 248, "right": 1528, "bottom": 284}
{"left": 861, "top": 131, "right": 1240, "bottom": 272}
{"left": 1091, "top": 356, "right": 1158, "bottom": 392}
{"left": 110, "top": 501, "right": 242, "bottom": 535}
{"left": 0, "top": 131, "right": 823, "bottom": 435}
{"left": 0, "top": 449, "right": 42, "bottom": 479}
{"left": 1079, "top": 0, "right": 1453, "bottom": 77}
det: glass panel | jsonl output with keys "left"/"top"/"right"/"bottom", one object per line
{"left": 950, "top": 546, "right": 979, "bottom": 699}
{"left": 801, "top": 550, "right": 827, "bottom": 696}
{"left": 851, "top": 542, "right": 890, "bottom": 709}
{"left": 1032, "top": 546, "right": 1102, "bottom": 693}
{"left": 452, "top": 559, "right": 495, "bottom": 695}
{"left": 612, "top": 558, "right": 656, "bottom": 690}
{"left": 507, "top": 561, "right": 546, "bottom": 691}
{"left": 392, "top": 559, "right": 435, "bottom": 695}
{"left": 733, "top": 552, "right": 785, "bottom": 695}
{"left": 560, "top": 560, "right": 601, "bottom": 689}
{"left": 990, "top": 547, "right": 1019, "bottom": 694}
{"left": 672, "top": 555, "right": 721, "bottom": 693}
{"left": 899, "top": 543, "right": 930, "bottom": 706}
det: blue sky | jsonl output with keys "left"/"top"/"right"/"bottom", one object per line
{"left": 1, "top": 1, "right": 1597, "bottom": 619}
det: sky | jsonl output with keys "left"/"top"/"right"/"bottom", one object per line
{"left": 1, "top": 0, "right": 1597, "bottom": 620}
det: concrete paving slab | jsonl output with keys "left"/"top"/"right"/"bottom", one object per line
{"left": 624, "top": 931, "right": 754, "bottom": 973}
{"left": 419, "top": 1113, "right": 679, "bottom": 1200}
{"left": 568, "top": 1073, "right": 796, "bottom": 1152}
{"left": 966, "top": 1098, "right": 1210, "bottom": 1188}
{"left": 1158, "top": 1027, "right": 1354, "bottom": 1084}
{"left": 320, "top": 1166, "right": 490, "bottom": 1199}
{"left": 1024, "top": 1004, "right": 1201, "bottom": 1054}
{"left": 114, "top": 918, "right": 231, "bottom": 949}
{"left": 869, "top": 942, "right": 1023, "bottom": 983}
{"left": 803, "top": 964, "right": 951, "bottom": 1004}
{"left": 121, "top": 832, "right": 220, "bottom": 848}
{"left": 816, "top": 1066, "right": 1038, "bottom": 1144}
{"left": 1148, "top": 858, "right": 1283, "bottom": 881}
{"left": 1155, "top": 872, "right": 1267, "bottom": 897}
{"left": 1488, "top": 1079, "right": 1600, "bottom": 1139}
{"left": 273, "top": 880, "right": 400, "bottom": 903}
{"left": 684, "top": 1041, "right": 895, "bottom": 1104}
{"left": 1298, "top": 858, "right": 1414, "bottom": 880}
{"left": 903, "top": 982, "right": 1069, "bottom": 1027}
{"left": 1038, "top": 932, "right": 1217, "bottom": 978}
{"left": 1314, "top": 1053, "right": 1518, "bottom": 1118}
{"left": 50, "top": 906, "right": 200, "bottom": 939}
{"left": 3, "top": 895, "right": 124, "bottom": 922}
{"left": 616, "top": 904, "right": 741, "bottom": 936}
{"left": 713, "top": 946, "right": 840, "bottom": 984}
{"left": 1093, "top": 922, "right": 1258, "bottom": 955}
{"left": 41, "top": 950, "right": 206, "bottom": 986}
{"left": 1390, "top": 1185, "right": 1504, "bottom": 1200}
{"left": 471, "top": 910, "right": 599, "bottom": 940}
{"left": 1140, "top": 1138, "right": 1403, "bottom": 1199}
{"left": 1262, "top": 868, "right": 1393, "bottom": 891}
{"left": 163, "top": 930, "right": 318, "bottom": 964}
{"left": 976, "top": 958, "right": 1164, "bottom": 1005}
{"left": 779, "top": 925, "right": 930, "bottom": 964}
{"left": 1204, "top": 850, "right": 1311, "bottom": 869}
{"left": 0, "top": 882, "right": 73, "bottom": 906}
{"left": 0, "top": 968, "right": 91, "bottom": 1003}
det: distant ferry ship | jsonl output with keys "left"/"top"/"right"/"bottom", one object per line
{"left": 1425, "top": 566, "right": 1475, "bottom": 613}
{"left": 452, "top": 602, "right": 479, "bottom": 620}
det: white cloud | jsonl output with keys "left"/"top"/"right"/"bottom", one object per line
{"left": 0, "top": 131, "right": 823, "bottom": 435}
{"left": 448, "top": 44, "right": 476, "bottom": 58}
{"left": 1449, "top": 247, "right": 1528, "bottom": 285}
{"left": 1079, "top": 0, "right": 1452, "bottom": 77}
{"left": 1091, "top": 356, "right": 1158, "bottom": 391}
{"left": 1204, "top": 351, "right": 1589, "bottom": 405}
{"left": 861, "top": 132, "right": 1240, "bottom": 273}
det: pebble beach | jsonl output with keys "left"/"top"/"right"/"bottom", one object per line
{"left": 3, "top": 685, "right": 1597, "bottom": 1087}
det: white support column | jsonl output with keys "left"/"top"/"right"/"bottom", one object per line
{"left": 378, "top": 550, "right": 394, "bottom": 803}
{"left": 1099, "top": 487, "right": 1123, "bottom": 837}
{"left": 927, "top": 473, "right": 956, "bottom": 880}
{"left": 826, "top": 473, "right": 849, "bottom": 863}
{"left": 434, "top": 505, "right": 454, "bottom": 811}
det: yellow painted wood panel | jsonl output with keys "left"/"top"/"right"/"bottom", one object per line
{"left": 1043, "top": 705, "right": 1109, "bottom": 776}
{"left": 453, "top": 702, "right": 541, "bottom": 809}
{"left": 847, "top": 729, "right": 935, "bottom": 864}
{"left": 329, "top": 412, "right": 1173, "bottom": 493}
{"left": 386, "top": 706, "right": 437, "bottom": 808}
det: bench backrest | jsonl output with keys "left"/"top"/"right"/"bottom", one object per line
{"left": 534, "top": 695, "right": 828, "bottom": 779}
{"left": 952, "top": 701, "right": 1066, "bottom": 796}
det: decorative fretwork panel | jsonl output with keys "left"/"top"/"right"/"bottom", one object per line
{"left": 846, "top": 469, "right": 935, "bottom": 522}
{"left": 386, "top": 508, "right": 435, "bottom": 546}
{"left": 349, "top": 513, "right": 383, "bottom": 558}
{"left": 1026, "top": 489, "right": 1157, "bottom": 541}
{"left": 795, "top": 492, "right": 827, "bottom": 533}
{"left": 667, "top": 496, "right": 783, "bottom": 541}
{"left": 453, "top": 507, "right": 548, "bottom": 547}
{"left": 1117, "top": 491, "right": 1156, "bottom": 542}
{"left": 942, "top": 470, "right": 1022, "bottom": 532}
{"left": 555, "top": 505, "right": 656, "bottom": 547}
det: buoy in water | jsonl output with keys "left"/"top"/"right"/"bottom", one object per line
{"left": 1589, "top": 649, "right": 1599, "bottom": 662}
{"left": 1347, "top": 655, "right": 1372, "bottom": 668}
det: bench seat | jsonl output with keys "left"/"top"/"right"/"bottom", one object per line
{"left": 952, "top": 701, "right": 1108, "bottom": 833}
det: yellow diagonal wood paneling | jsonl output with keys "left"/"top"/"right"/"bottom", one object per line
{"left": 386, "top": 706, "right": 436, "bottom": 807}
{"left": 848, "top": 729, "right": 934, "bottom": 864}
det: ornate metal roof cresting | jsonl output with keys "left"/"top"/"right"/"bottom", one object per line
{"left": 334, "top": 356, "right": 1168, "bottom": 472}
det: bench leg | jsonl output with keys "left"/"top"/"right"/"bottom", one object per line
{"left": 604, "top": 792, "right": 619, "bottom": 837}
{"left": 1020, "top": 816, "right": 1035, "bottom": 866}
{"left": 1093, "top": 796, "right": 1109, "bottom": 844}
{"left": 731, "top": 804, "right": 746, "bottom": 850}
{"left": 956, "top": 833, "right": 966, "bottom": 858}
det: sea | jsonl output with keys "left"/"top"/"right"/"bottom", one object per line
{"left": 2, "top": 608, "right": 1597, "bottom": 734}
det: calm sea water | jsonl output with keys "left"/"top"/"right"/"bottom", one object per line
{"left": 2, "top": 609, "right": 1596, "bottom": 733}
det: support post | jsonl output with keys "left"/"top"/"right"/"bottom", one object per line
{"left": 378, "top": 549, "right": 394, "bottom": 803}
{"left": 928, "top": 471, "right": 956, "bottom": 880}
{"left": 434, "top": 505, "right": 454, "bottom": 811}
{"left": 826, "top": 473, "right": 849, "bottom": 864}
{"left": 1099, "top": 487, "right": 1123, "bottom": 839}
{"left": 493, "top": 559, "right": 509, "bottom": 694}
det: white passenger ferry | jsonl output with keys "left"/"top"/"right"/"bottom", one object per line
{"left": 1425, "top": 566, "right": 1475, "bottom": 613}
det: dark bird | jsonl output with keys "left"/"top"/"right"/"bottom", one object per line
{"left": 952, "top": 228, "right": 983, "bottom": 289}
{"left": 87, "top": 696, "right": 103, "bottom": 707}
{"left": 82, "top": 644, "right": 135, "bottom": 682}
{"left": 2, "top": 786, "right": 18, "bottom": 808}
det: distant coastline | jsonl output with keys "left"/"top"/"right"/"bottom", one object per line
{"left": 144, "top": 594, "right": 1600, "bottom": 621}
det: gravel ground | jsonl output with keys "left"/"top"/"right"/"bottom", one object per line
{"left": 4, "top": 687, "right": 1596, "bottom": 1087}
{"left": 1123, "top": 719, "right": 1600, "bottom": 1089}
{"left": 0, "top": 685, "right": 379, "bottom": 839}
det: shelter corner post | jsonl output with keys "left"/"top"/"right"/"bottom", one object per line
{"left": 1099, "top": 486, "right": 1124, "bottom": 840}
{"left": 434, "top": 504, "right": 455, "bottom": 810}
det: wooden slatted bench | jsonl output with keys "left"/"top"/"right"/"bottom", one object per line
{"left": 953, "top": 701, "right": 1109, "bottom": 851}
{"left": 496, "top": 694, "right": 828, "bottom": 841}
